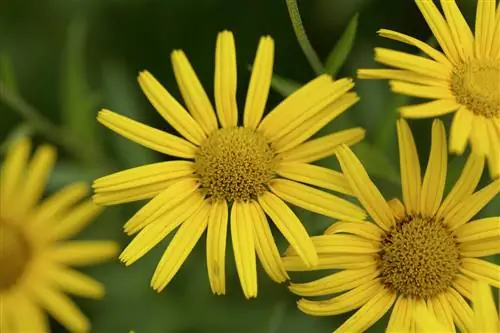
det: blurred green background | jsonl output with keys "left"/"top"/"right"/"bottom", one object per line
{"left": 1, "top": 0, "right": 497, "bottom": 332}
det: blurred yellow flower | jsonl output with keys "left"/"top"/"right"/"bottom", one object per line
{"left": 359, "top": 0, "right": 500, "bottom": 178}
{"left": 415, "top": 281, "right": 500, "bottom": 333}
{"left": 0, "top": 138, "right": 118, "bottom": 332}
{"left": 93, "top": 30, "right": 366, "bottom": 298}
{"left": 285, "top": 118, "right": 500, "bottom": 332}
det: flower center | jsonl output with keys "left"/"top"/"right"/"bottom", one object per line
{"left": 450, "top": 60, "right": 500, "bottom": 118}
{"left": 0, "top": 219, "right": 32, "bottom": 291}
{"left": 378, "top": 216, "right": 460, "bottom": 299}
{"left": 194, "top": 127, "right": 276, "bottom": 202}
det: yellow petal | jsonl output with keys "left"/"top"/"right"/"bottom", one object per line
{"left": 460, "top": 258, "right": 500, "bottom": 288}
{"left": 9, "top": 293, "right": 48, "bottom": 333}
{"left": 250, "top": 201, "right": 288, "bottom": 283}
{"left": 50, "top": 201, "right": 103, "bottom": 240}
{"left": 276, "top": 162, "right": 352, "bottom": 195}
{"left": 415, "top": 0, "right": 459, "bottom": 64}
{"left": 441, "top": 0, "right": 474, "bottom": 61}
{"left": 214, "top": 30, "right": 238, "bottom": 128}
{"left": 390, "top": 80, "right": 453, "bottom": 99}
{"left": 297, "top": 278, "right": 382, "bottom": 316}
{"left": 334, "top": 286, "right": 396, "bottom": 333}
{"left": 98, "top": 109, "right": 197, "bottom": 158}
{"left": 47, "top": 265, "right": 105, "bottom": 299}
{"left": 387, "top": 297, "right": 411, "bottom": 333}
{"left": 460, "top": 237, "right": 500, "bottom": 257}
{"left": 490, "top": 4, "right": 500, "bottom": 58}
{"left": 151, "top": 204, "right": 209, "bottom": 291}
{"left": 445, "top": 288, "right": 473, "bottom": 333}
{"left": 269, "top": 179, "right": 365, "bottom": 221}
{"left": 420, "top": 119, "right": 447, "bottom": 216}
{"left": 357, "top": 68, "right": 448, "bottom": 87}
{"left": 449, "top": 107, "right": 473, "bottom": 154}
{"left": 472, "top": 281, "right": 498, "bottom": 333}
{"left": 397, "top": 118, "right": 421, "bottom": 214}
{"left": 429, "top": 293, "right": 456, "bottom": 332}
{"left": 387, "top": 198, "right": 406, "bottom": 220}
{"left": 323, "top": 220, "right": 383, "bottom": 241}
{"left": 336, "top": 145, "right": 395, "bottom": 231}
{"left": 122, "top": 178, "right": 199, "bottom": 234}
{"left": 437, "top": 153, "right": 484, "bottom": 220}
{"left": 285, "top": 234, "right": 379, "bottom": 256}
{"left": 475, "top": 0, "right": 496, "bottom": 58}
{"left": 49, "top": 241, "right": 119, "bottom": 266}
{"left": 257, "top": 191, "right": 318, "bottom": 267}
{"left": 486, "top": 121, "right": 500, "bottom": 178}
{"left": 138, "top": 71, "right": 206, "bottom": 145}
{"left": 230, "top": 201, "right": 258, "bottom": 299}
{"left": 453, "top": 274, "right": 473, "bottom": 301}
{"left": 455, "top": 217, "right": 500, "bottom": 242}
{"left": 289, "top": 265, "right": 378, "bottom": 296}
{"left": 413, "top": 301, "right": 449, "bottom": 333}
{"left": 283, "top": 253, "right": 378, "bottom": 271}
{"left": 470, "top": 115, "right": 490, "bottom": 156}
{"left": 171, "top": 50, "right": 218, "bottom": 135}
{"left": 278, "top": 127, "right": 365, "bottom": 163}
{"left": 399, "top": 99, "right": 459, "bottom": 118}
{"left": 243, "top": 36, "right": 274, "bottom": 129}
{"left": 206, "top": 200, "right": 229, "bottom": 295}
{"left": 120, "top": 192, "right": 205, "bottom": 265}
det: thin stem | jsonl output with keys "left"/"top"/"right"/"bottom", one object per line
{"left": 285, "top": 0, "right": 325, "bottom": 75}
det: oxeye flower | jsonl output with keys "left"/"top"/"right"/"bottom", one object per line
{"left": 92, "top": 30, "right": 366, "bottom": 298}
{"left": 0, "top": 138, "right": 118, "bottom": 332}
{"left": 285, "top": 118, "right": 500, "bottom": 332}
{"left": 359, "top": 0, "right": 500, "bottom": 178}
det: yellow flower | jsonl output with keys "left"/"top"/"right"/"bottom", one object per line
{"left": 92, "top": 30, "right": 366, "bottom": 298}
{"left": 415, "top": 280, "right": 500, "bottom": 333}
{"left": 0, "top": 138, "right": 118, "bottom": 332}
{"left": 359, "top": 0, "right": 500, "bottom": 178}
{"left": 285, "top": 118, "right": 500, "bottom": 332}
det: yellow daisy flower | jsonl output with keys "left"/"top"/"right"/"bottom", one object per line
{"left": 0, "top": 138, "right": 118, "bottom": 332}
{"left": 285, "top": 118, "right": 500, "bottom": 332}
{"left": 415, "top": 281, "right": 500, "bottom": 333}
{"left": 359, "top": 0, "right": 500, "bottom": 178}
{"left": 92, "top": 30, "right": 366, "bottom": 298}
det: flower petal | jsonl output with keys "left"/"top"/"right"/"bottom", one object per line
{"left": 243, "top": 36, "right": 274, "bottom": 129}
{"left": 47, "top": 265, "right": 105, "bottom": 299}
{"left": 460, "top": 258, "right": 500, "bottom": 288}
{"left": 323, "top": 220, "right": 383, "bottom": 241}
{"left": 413, "top": 301, "right": 448, "bottom": 333}
{"left": 449, "top": 107, "right": 473, "bottom": 154}
{"left": 357, "top": 68, "right": 448, "bottom": 87}
{"left": 453, "top": 274, "right": 473, "bottom": 301}
{"left": 387, "top": 297, "right": 411, "bottom": 333}
{"left": 472, "top": 281, "right": 498, "bottom": 333}
{"left": 455, "top": 217, "right": 500, "bottom": 242}
{"left": 285, "top": 234, "right": 379, "bottom": 256}
{"left": 283, "top": 253, "right": 377, "bottom": 271}
{"left": 0, "top": 137, "right": 31, "bottom": 211}
{"left": 49, "top": 201, "right": 103, "bottom": 240}
{"left": 206, "top": 200, "right": 229, "bottom": 295}
{"left": 8, "top": 293, "right": 48, "bottom": 333}
{"left": 49, "top": 241, "right": 119, "bottom": 266}
{"left": 399, "top": 99, "right": 459, "bottom": 118}
{"left": 475, "top": 0, "right": 496, "bottom": 58}
{"left": 441, "top": 0, "right": 474, "bottom": 61}
{"left": 390, "top": 81, "right": 453, "bottom": 99}
{"left": 445, "top": 288, "right": 473, "bottom": 333}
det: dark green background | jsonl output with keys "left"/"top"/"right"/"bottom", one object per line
{"left": 1, "top": 0, "right": 497, "bottom": 332}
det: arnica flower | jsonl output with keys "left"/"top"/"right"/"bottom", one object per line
{"left": 92, "top": 30, "right": 366, "bottom": 299}
{"left": 359, "top": 0, "right": 500, "bottom": 178}
{"left": 284, "top": 118, "right": 500, "bottom": 332}
{"left": 415, "top": 281, "right": 500, "bottom": 333}
{"left": 0, "top": 138, "right": 118, "bottom": 332}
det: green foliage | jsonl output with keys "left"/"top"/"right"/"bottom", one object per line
{"left": 324, "top": 13, "right": 359, "bottom": 78}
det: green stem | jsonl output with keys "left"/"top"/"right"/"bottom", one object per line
{"left": 285, "top": 0, "right": 325, "bottom": 75}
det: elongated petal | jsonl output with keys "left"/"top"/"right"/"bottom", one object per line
{"left": 336, "top": 145, "right": 395, "bottom": 231}
{"left": 397, "top": 118, "right": 421, "bottom": 213}
{"left": 437, "top": 153, "right": 484, "bottom": 219}
{"left": 231, "top": 202, "right": 258, "bottom": 298}
{"left": 0, "top": 137, "right": 30, "bottom": 211}
{"left": 257, "top": 191, "right": 317, "bottom": 267}
{"left": 415, "top": 0, "right": 459, "bottom": 64}
{"left": 460, "top": 258, "right": 500, "bottom": 288}
{"left": 206, "top": 200, "right": 229, "bottom": 295}
{"left": 269, "top": 179, "right": 365, "bottom": 221}
{"left": 475, "top": 0, "right": 496, "bottom": 58}
{"left": 98, "top": 110, "right": 197, "bottom": 158}
{"left": 9, "top": 293, "right": 48, "bottom": 333}
{"left": 244, "top": 36, "right": 274, "bottom": 129}
{"left": 289, "top": 265, "right": 378, "bottom": 296}
{"left": 470, "top": 116, "right": 490, "bottom": 156}
{"left": 50, "top": 201, "right": 103, "bottom": 240}
{"left": 449, "top": 107, "right": 473, "bottom": 154}
{"left": 47, "top": 266, "right": 105, "bottom": 299}
{"left": 171, "top": 50, "right": 218, "bottom": 135}
{"left": 33, "top": 285, "right": 89, "bottom": 332}
{"left": 122, "top": 178, "right": 199, "bottom": 234}
{"left": 472, "top": 281, "right": 497, "bottom": 333}
{"left": 138, "top": 71, "right": 206, "bottom": 145}
{"left": 272, "top": 93, "right": 359, "bottom": 153}
{"left": 431, "top": 294, "right": 456, "bottom": 332}
{"left": 413, "top": 302, "right": 448, "bottom": 333}
{"left": 453, "top": 274, "right": 473, "bottom": 301}
{"left": 49, "top": 241, "right": 119, "bottom": 266}
{"left": 358, "top": 68, "right": 448, "bottom": 87}
{"left": 276, "top": 162, "right": 351, "bottom": 195}
{"left": 441, "top": 0, "right": 474, "bottom": 61}
{"left": 390, "top": 81, "right": 452, "bottom": 99}
{"left": 399, "top": 99, "right": 459, "bottom": 118}
{"left": 460, "top": 237, "right": 500, "bottom": 257}
{"left": 120, "top": 192, "right": 205, "bottom": 265}
{"left": 283, "top": 253, "right": 377, "bottom": 271}
{"left": 151, "top": 204, "right": 209, "bottom": 291}
{"left": 250, "top": 201, "right": 288, "bottom": 283}
{"left": 214, "top": 30, "right": 238, "bottom": 128}
{"left": 387, "top": 297, "right": 411, "bottom": 333}
{"left": 278, "top": 127, "right": 365, "bottom": 163}
{"left": 455, "top": 217, "right": 500, "bottom": 242}
{"left": 323, "top": 221, "right": 383, "bottom": 241}
{"left": 445, "top": 288, "right": 473, "bottom": 333}
{"left": 334, "top": 288, "right": 396, "bottom": 333}
{"left": 285, "top": 234, "right": 379, "bottom": 256}
{"left": 486, "top": 121, "right": 500, "bottom": 178}
{"left": 420, "top": 120, "right": 447, "bottom": 216}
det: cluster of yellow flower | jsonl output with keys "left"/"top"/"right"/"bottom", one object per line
{"left": 0, "top": 0, "right": 498, "bottom": 332}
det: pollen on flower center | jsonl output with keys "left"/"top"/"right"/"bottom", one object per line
{"left": 194, "top": 127, "right": 276, "bottom": 202}
{"left": 0, "top": 219, "right": 32, "bottom": 291}
{"left": 450, "top": 60, "right": 500, "bottom": 118}
{"left": 377, "top": 216, "right": 460, "bottom": 299}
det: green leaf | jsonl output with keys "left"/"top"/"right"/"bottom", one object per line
{"left": 324, "top": 13, "right": 359, "bottom": 78}
{"left": 352, "top": 141, "right": 400, "bottom": 184}
{"left": 46, "top": 161, "right": 103, "bottom": 192}
{"left": 60, "top": 19, "right": 102, "bottom": 162}
{"left": 270, "top": 72, "right": 302, "bottom": 97}
{"left": 0, "top": 54, "right": 18, "bottom": 94}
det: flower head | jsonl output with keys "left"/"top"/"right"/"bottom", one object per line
{"left": 0, "top": 138, "right": 118, "bottom": 332}
{"left": 285, "top": 118, "right": 500, "bottom": 332}
{"left": 93, "top": 30, "right": 366, "bottom": 298}
{"left": 359, "top": 0, "right": 500, "bottom": 178}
